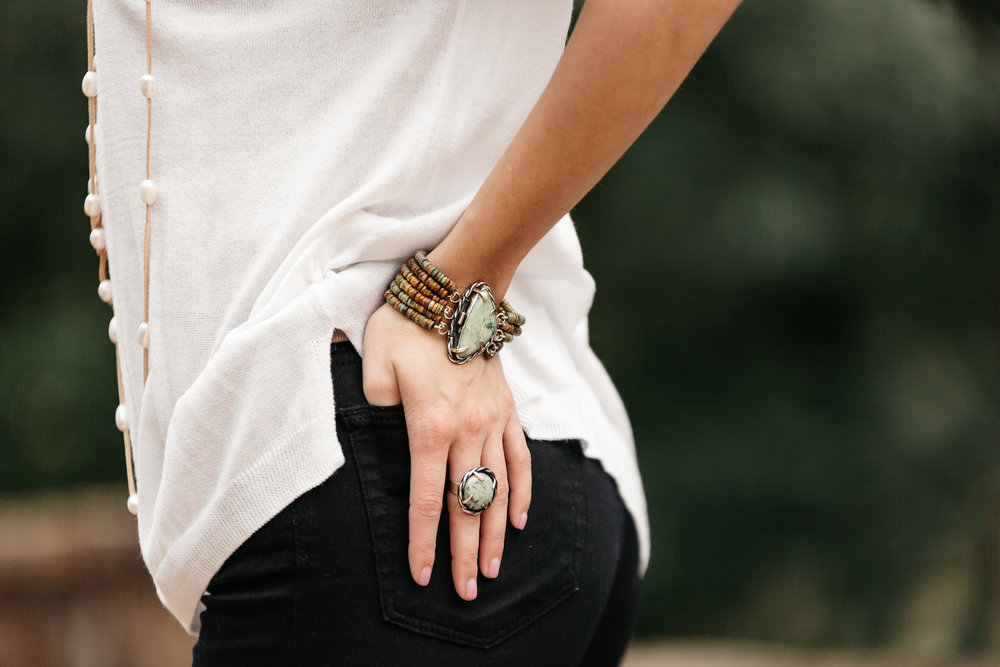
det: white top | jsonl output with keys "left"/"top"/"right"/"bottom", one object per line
{"left": 93, "top": 0, "right": 648, "bottom": 633}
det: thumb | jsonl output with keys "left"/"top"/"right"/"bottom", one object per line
{"left": 361, "top": 313, "right": 403, "bottom": 406}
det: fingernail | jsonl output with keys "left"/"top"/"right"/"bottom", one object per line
{"left": 418, "top": 567, "right": 432, "bottom": 587}
{"left": 488, "top": 557, "right": 501, "bottom": 579}
{"left": 517, "top": 512, "right": 528, "bottom": 530}
{"left": 465, "top": 578, "right": 478, "bottom": 600}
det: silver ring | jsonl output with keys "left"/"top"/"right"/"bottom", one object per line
{"left": 448, "top": 467, "right": 497, "bottom": 515}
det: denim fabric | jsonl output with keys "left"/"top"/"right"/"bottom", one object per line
{"left": 192, "top": 343, "right": 639, "bottom": 666}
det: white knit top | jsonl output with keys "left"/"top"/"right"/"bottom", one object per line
{"left": 93, "top": 0, "right": 648, "bottom": 633}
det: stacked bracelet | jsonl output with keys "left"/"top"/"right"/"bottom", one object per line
{"left": 385, "top": 250, "right": 524, "bottom": 364}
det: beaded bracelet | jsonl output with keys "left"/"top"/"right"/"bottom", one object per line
{"left": 385, "top": 251, "right": 524, "bottom": 364}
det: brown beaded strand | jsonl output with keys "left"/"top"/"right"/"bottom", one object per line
{"left": 389, "top": 282, "right": 436, "bottom": 320}
{"left": 400, "top": 263, "right": 442, "bottom": 301}
{"left": 385, "top": 251, "right": 525, "bottom": 359}
{"left": 413, "top": 250, "right": 523, "bottom": 333}
{"left": 385, "top": 290, "right": 438, "bottom": 330}
{"left": 407, "top": 257, "right": 453, "bottom": 300}
{"left": 414, "top": 250, "right": 458, "bottom": 294}
{"left": 394, "top": 274, "right": 449, "bottom": 317}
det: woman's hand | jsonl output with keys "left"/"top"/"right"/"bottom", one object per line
{"left": 361, "top": 302, "right": 532, "bottom": 601}
{"left": 357, "top": 0, "right": 741, "bottom": 600}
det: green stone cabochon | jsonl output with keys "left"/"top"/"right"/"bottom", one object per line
{"left": 460, "top": 472, "right": 495, "bottom": 512}
{"left": 454, "top": 289, "right": 497, "bottom": 361}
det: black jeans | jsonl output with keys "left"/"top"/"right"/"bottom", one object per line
{"left": 192, "top": 343, "right": 640, "bottom": 666}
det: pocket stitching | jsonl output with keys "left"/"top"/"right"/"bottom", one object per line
{"left": 341, "top": 406, "right": 586, "bottom": 649}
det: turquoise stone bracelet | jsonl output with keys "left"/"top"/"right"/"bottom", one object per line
{"left": 385, "top": 252, "right": 525, "bottom": 364}
{"left": 449, "top": 282, "right": 501, "bottom": 363}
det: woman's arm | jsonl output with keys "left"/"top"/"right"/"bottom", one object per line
{"left": 363, "top": 0, "right": 742, "bottom": 601}
{"left": 432, "top": 0, "right": 743, "bottom": 293}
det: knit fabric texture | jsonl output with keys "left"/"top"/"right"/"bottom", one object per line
{"left": 93, "top": 0, "right": 648, "bottom": 633}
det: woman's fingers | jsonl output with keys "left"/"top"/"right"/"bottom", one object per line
{"left": 410, "top": 403, "right": 524, "bottom": 597}
{"left": 503, "top": 412, "right": 532, "bottom": 531}
{"left": 406, "top": 417, "right": 449, "bottom": 587}
{"left": 404, "top": 405, "right": 523, "bottom": 596}
{"left": 364, "top": 303, "right": 526, "bottom": 596}
{"left": 360, "top": 310, "right": 403, "bottom": 407}
{"left": 447, "top": 446, "right": 485, "bottom": 600}
{"left": 478, "top": 433, "right": 509, "bottom": 580}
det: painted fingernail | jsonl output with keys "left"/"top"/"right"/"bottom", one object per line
{"left": 517, "top": 512, "right": 528, "bottom": 530}
{"left": 418, "top": 566, "right": 432, "bottom": 587}
{"left": 465, "top": 578, "right": 478, "bottom": 600}
{"left": 488, "top": 557, "right": 501, "bottom": 579}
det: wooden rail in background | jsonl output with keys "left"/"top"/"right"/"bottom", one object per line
{"left": 0, "top": 488, "right": 994, "bottom": 667}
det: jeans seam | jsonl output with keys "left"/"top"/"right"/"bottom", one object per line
{"left": 341, "top": 412, "right": 397, "bottom": 624}
{"left": 286, "top": 495, "right": 302, "bottom": 665}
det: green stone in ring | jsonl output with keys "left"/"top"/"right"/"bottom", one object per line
{"left": 457, "top": 467, "right": 497, "bottom": 514}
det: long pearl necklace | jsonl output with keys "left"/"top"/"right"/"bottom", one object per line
{"left": 84, "top": 0, "right": 155, "bottom": 516}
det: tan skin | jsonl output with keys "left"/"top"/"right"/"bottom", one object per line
{"left": 363, "top": 0, "right": 743, "bottom": 601}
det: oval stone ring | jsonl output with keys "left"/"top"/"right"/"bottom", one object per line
{"left": 449, "top": 467, "right": 498, "bottom": 515}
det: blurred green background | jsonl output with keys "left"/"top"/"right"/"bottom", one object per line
{"left": 2, "top": 0, "right": 997, "bottom": 656}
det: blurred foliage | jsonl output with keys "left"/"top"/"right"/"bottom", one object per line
{"left": 2, "top": 0, "right": 998, "bottom": 654}
{"left": 574, "top": 0, "right": 999, "bottom": 651}
{"left": 1, "top": 0, "right": 123, "bottom": 492}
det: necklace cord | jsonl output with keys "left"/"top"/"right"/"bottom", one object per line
{"left": 86, "top": 0, "right": 139, "bottom": 506}
{"left": 142, "top": 0, "right": 152, "bottom": 381}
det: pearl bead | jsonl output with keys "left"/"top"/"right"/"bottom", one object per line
{"left": 98, "top": 279, "right": 113, "bottom": 304}
{"left": 137, "top": 322, "right": 150, "bottom": 348}
{"left": 140, "top": 179, "right": 158, "bottom": 205}
{"left": 115, "top": 403, "right": 129, "bottom": 432}
{"left": 84, "top": 193, "right": 101, "bottom": 217}
{"left": 140, "top": 74, "right": 155, "bottom": 99}
{"left": 85, "top": 124, "right": 94, "bottom": 145}
{"left": 108, "top": 317, "right": 119, "bottom": 344}
{"left": 89, "top": 227, "right": 106, "bottom": 251}
{"left": 82, "top": 71, "right": 98, "bottom": 98}
{"left": 126, "top": 494, "right": 139, "bottom": 516}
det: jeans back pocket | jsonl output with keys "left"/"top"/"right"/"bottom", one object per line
{"left": 338, "top": 405, "right": 585, "bottom": 649}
